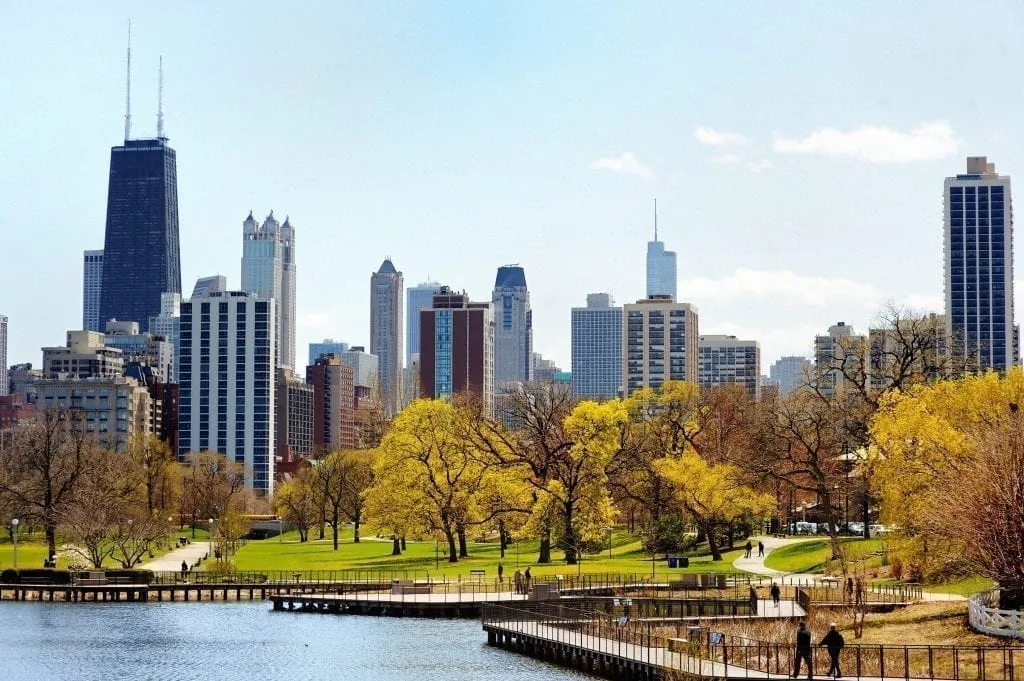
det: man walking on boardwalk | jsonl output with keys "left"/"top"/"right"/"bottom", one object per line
{"left": 820, "top": 622, "right": 845, "bottom": 678}
{"left": 792, "top": 621, "right": 813, "bottom": 679}
{"left": 771, "top": 582, "right": 781, "bottom": 607}
{"left": 758, "top": 541, "right": 765, "bottom": 557}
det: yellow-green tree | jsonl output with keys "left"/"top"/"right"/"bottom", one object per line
{"left": 275, "top": 467, "right": 318, "bottom": 542}
{"left": 870, "top": 369, "right": 1024, "bottom": 591}
{"left": 654, "top": 452, "right": 774, "bottom": 561}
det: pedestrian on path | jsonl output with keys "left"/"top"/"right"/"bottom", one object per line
{"left": 771, "top": 582, "right": 781, "bottom": 607}
{"left": 846, "top": 577, "right": 854, "bottom": 604}
{"left": 744, "top": 540, "right": 753, "bottom": 558}
{"left": 524, "top": 567, "right": 532, "bottom": 594}
{"left": 820, "top": 622, "right": 845, "bottom": 678}
{"left": 497, "top": 562, "right": 504, "bottom": 584}
{"left": 758, "top": 541, "right": 765, "bottom": 557}
{"left": 855, "top": 577, "right": 864, "bottom": 605}
{"left": 792, "top": 621, "right": 813, "bottom": 680}
{"left": 514, "top": 570, "right": 523, "bottom": 595}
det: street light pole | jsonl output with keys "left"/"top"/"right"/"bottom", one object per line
{"left": 208, "top": 518, "right": 214, "bottom": 561}
{"left": 11, "top": 519, "right": 19, "bottom": 569}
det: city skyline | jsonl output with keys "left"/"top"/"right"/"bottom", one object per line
{"left": 6, "top": 4, "right": 1024, "bottom": 370}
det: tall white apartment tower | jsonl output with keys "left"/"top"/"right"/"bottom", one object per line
{"left": 241, "top": 211, "right": 296, "bottom": 371}
{"left": 571, "top": 293, "right": 622, "bottom": 400}
{"left": 698, "top": 334, "right": 761, "bottom": 398}
{"left": 178, "top": 291, "right": 276, "bottom": 495}
{"left": 0, "top": 314, "right": 7, "bottom": 396}
{"left": 149, "top": 292, "right": 182, "bottom": 383}
{"left": 646, "top": 202, "right": 677, "bottom": 300}
{"left": 944, "top": 156, "right": 1014, "bottom": 371}
{"left": 492, "top": 265, "right": 533, "bottom": 387}
{"left": 407, "top": 281, "right": 442, "bottom": 365}
{"left": 82, "top": 250, "right": 104, "bottom": 332}
{"left": 370, "top": 258, "right": 403, "bottom": 416}
{"left": 622, "top": 297, "right": 699, "bottom": 395}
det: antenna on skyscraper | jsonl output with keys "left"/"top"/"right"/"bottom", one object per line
{"left": 124, "top": 20, "right": 132, "bottom": 141}
{"left": 157, "top": 55, "right": 165, "bottom": 139}
{"left": 654, "top": 198, "right": 658, "bottom": 241}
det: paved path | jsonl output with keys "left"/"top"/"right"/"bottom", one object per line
{"left": 142, "top": 541, "right": 211, "bottom": 572}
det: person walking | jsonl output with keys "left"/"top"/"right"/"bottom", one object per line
{"left": 513, "top": 570, "right": 523, "bottom": 595}
{"left": 820, "top": 622, "right": 845, "bottom": 678}
{"left": 180, "top": 560, "right": 188, "bottom": 578}
{"left": 771, "top": 582, "right": 781, "bottom": 607}
{"left": 758, "top": 541, "right": 765, "bottom": 557}
{"left": 855, "top": 577, "right": 864, "bottom": 605}
{"left": 793, "top": 621, "right": 813, "bottom": 680}
{"left": 846, "top": 577, "right": 854, "bottom": 604}
{"left": 524, "top": 567, "right": 532, "bottom": 593}
{"left": 497, "top": 562, "right": 504, "bottom": 584}
{"left": 745, "top": 540, "right": 753, "bottom": 559}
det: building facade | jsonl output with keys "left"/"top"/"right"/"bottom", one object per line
{"left": 276, "top": 368, "right": 314, "bottom": 462}
{"left": 42, "top": 331, "right": 124, "bottom": 379}
{"left": 646, "top": 212, "right": 677, "bottom": 301}
{"left": 814, "top": 321, "right": 867, "bottom": 398}
{"left": 418, "top": 289, "right": 495, "bottom": 414}
{"left": 7, "top": 363, "right": 41, "bottom": 403}
{"left": 192, "top": 275, "right": 227, "bottom": 298}
{"left": 944, "top": 156, "right": 1015, "bottom": 372}
{"left": 178, "top": 291, "right": 276, "bottom": 495}
{"left": 309, "top": 339, "right": 348, "bottom": 367}
{"left": 241, "top": 211, "right": 297, "bottom": 370}
{"left": 0, "top": 315, "right": 6, "bottom": 396}
{"left": 34, "top": 376, "right": 154, "bottom": 450}
{"left": 407, "top": 281, "right": 443, "bottom": 365}
{"left": 82, "top": 250, "right": 104, "bottom": 332}
{"left": 492, "top": 265, "right": 533, "bottom": 387}
{"left": 571, "top": 293, "right": 622, "bottom": 400}
{"left": 149, "top": 292, "right": 181, "bottom": 383}
{"left": 104, "top": 320, "right": 174, "bottom": 384}
{"left": 697, "top": 334, "right": 761, "bottom": 398}
{"left": 622, "top": 297, "right": 699, "bottom": 395}
{"left": 99, "top": 138, "right": 181, "bottom": 331}
{"left": 370, "top": 259, "right": 403, "bottom": 416}
{"left": 306, "top": 354, "right": 356, "bottom": 453}
{"left": 768, "top": 356, "right": 813, "bottom": 395}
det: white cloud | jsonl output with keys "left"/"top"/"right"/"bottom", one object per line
{"left": 694, "top": 126, "right": 749, "bottom": 147}
{"left": 772, "top": 121, "right": 958, "bottom": 163}
{"left": 710, "top": 153, "right": 741, "bottom": 165}
{"left": 900, "top": 293, "right": 944, "bottom": 313}
{"left": 681, "top": 268, "right": 882, "bottom": 308}
{"left": 747, "top": 159, "right": 773, "bottom": 173}
{"left": 589, "top": 152, "right": 655, "bottom": 180}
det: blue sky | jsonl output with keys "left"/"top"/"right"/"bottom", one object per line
{"left": 3, "top": 2, "right": 1024, "bottom": 371}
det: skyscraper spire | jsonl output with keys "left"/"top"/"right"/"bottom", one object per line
{"left": 156, "top": 55, "right": 165, "bottom": 139}
{"left": 124, "top": 20, "right": 132, "bottom": 141}
{"left": 654, "top": 197, "right": 658, "bottom": 241}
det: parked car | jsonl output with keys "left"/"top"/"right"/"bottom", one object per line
{"left": 869, "top": 524, "right": 887, "bottom": 536}
{"left": 794, "top": 521, "right": 817, "bottom": 535}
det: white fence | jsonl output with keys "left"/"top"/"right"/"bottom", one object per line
{"left": 968, "top": 589, "right": 1024, "bottom": 639}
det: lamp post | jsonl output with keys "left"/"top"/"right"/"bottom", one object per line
{"left": 208, "top": 518, "right": 214, "bottom": 561}
{"left": 11, "top": 519, "right": 19, "bottom": 569}
{"left": 278, "top": 516, "right": 283, "bottom": 542}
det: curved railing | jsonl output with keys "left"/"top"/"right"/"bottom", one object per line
{"left": 968, "top": 589, "right": 1024, "bottom": 640}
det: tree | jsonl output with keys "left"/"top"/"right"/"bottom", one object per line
{"left": 655, "top": 452, "right": 774, "bottom": 560}
{"left": 127, "top": 434, "right": 177, "bottom": 514}
{"left": 109, "top": 511, "right": 170, "bottom": 568}
{"left": 275, "top": 468, "right": 318, "bottom": 542}
{"left": 0, "top": 408, "right": 91, "bottom": 560}
{"left": 870, "top": 369, "right": 1024, "bottom": 600}
{"left": 180, "top": 451, "right": 246, "bottom": 531}
{"left": 311, "top": 450, "right": 375, "bottom": 550}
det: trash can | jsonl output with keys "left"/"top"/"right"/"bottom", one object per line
{"left": 679, "top": 556, "right": 689, "bottom": 568}
{"left": 668, "top": 555, "right": 678, "bottom": 568}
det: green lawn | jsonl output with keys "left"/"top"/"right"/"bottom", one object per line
{"left": 922, "top": 575, "right": 995, "bottom": 597}
{"left": 0, "top": 526, "right": 209, "bottom": 571}
{"left": 227, "top": 528, "right": 745, "bottom": 579}
{"left": 764, "top": 538, "right": 886, "bottom": 573}
{"left": 0, "top": 542, "right": 50, "bottom": 570}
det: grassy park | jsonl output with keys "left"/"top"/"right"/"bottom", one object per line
{"left": 764, "top": 537, "right": 887, "bottom": 574}
{"left": 227, "top": 528, "right": 746, "bottom": 579}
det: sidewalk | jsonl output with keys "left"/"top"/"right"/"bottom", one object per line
{"left": 142, "top": 540, "right": 211, "bottom": 572}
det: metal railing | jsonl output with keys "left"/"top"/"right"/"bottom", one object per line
{"left": 482, "top": 602, "right": 1024, "bottom": 680}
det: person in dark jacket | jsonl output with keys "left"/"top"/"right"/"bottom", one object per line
{"left": 820, "top": 622, "right": 845, "bottom": 678}
{"left": 793, "top": 621, "right": 812, "bottom": 679}
{"left": 770, "top": 582, "right": 781, "bottom": 607}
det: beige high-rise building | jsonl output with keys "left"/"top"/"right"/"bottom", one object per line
{"left": 813, "top": 321, "right": 867, "bottom": 398}
{"left": 622, "top": 296, "right": 699, "bottom": 395}
{"left": 698, "top": 334, "right": 761, "bottom": 398}
{"left": 370, "top": 259, "right": 403, "bottom": 416}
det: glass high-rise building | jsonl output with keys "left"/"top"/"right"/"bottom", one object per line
{"left": 646, "top": 201, "right": 677, "bottom": 301}
{"left": 0, "top": 315, "right": 7, "bottom": 396}
{"left": 82, "top": 250, "right": 104, "bottom": 332}
{"left": 944, "top": 156, "right": 1015, "bottom": 372}
{"left": 99, "top": 138, "right": 181, "bottom": 331}
{"left": 241, "top": 211, "right": 297, "bottom": 370}
{"left": 407, "top": 281, "right": 442, "bottom": 365}
{"left": 570, "top": 293, "right": 622, "bottom": 400}
{"left": 370, "top": 259, "right": 403, "bottom": 416}
{"left": 492, "top": 265, "right": 533, "bottom": 387}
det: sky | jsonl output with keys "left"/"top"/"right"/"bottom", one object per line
{"left": 4, "top": 2, "right": 1024, "bottom": 373}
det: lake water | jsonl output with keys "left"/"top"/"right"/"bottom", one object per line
{"left": 0, "top": 601, "right": 589, "bottom": 681}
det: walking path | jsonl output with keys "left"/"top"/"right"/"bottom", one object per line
{"left": 142, "top": 541, "right": 210, "bottom": 572}
{"left": 733, "top": 535, "right": 965, "bottom": 602}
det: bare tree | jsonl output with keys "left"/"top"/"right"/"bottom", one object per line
{"left": 0, "top": 408, "right": 91, "bottom": 560}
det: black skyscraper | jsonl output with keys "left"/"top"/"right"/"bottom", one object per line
{"left": 99, "top": 137, "right": 181, "bottom": 331}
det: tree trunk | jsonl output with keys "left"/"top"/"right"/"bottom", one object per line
{"left": 331, "top": 507, "right": 340, "bottom": 550}
{"left": 538, "top": 527, "right": 552, "bottom": 564}
{"left": 706, "top": 524, "right": 723, "bottom": 561}
{"left": 319, "top": 507, "right": 326, "bottom": 540}
{"left": 499, "top": 521, "right": 506, "bottom": 558}
{"left": 401, "top": 536, "right": 407, "bottom": 550}
{"left": 457, "top": 526, "right": 469, "bottom": 558}
{"left": 391, "top": 537, "right": 402, "bottom": 555}
{"left": 446, "top": 529, "right": 458, "bottom": 563}
{"left": 563, "top": 505, "right": 578, "bottom": 565}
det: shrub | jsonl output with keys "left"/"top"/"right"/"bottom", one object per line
{"left": 17, "top": 569, "right": 72, "bottom": 585}
{"left": 0, "top": 568, "right": 18, "bottom": 584}
{"left": 104, "top": 569, "right": 154, "bottom": 584}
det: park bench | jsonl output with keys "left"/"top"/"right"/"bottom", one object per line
{"left": 390, "top": 579, "right": 431, "bottom": 595}
{"left": 107, "top": 576, "right": 135, "bottom": 585}
{"left": 20, "top": 576, "right": 58, "bottom": 585}
{"left": 468, "top": 569, "right": 486, "bottom": 582}
{"left": 670, "top": 575, "right": 700, "bottom": 589}
{"left": 74, "top": 571, "right": 108, "bottom": 587}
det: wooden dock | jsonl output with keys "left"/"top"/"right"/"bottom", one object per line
{"left": 270, "top": 589, "right": 532, "bottom": 618}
